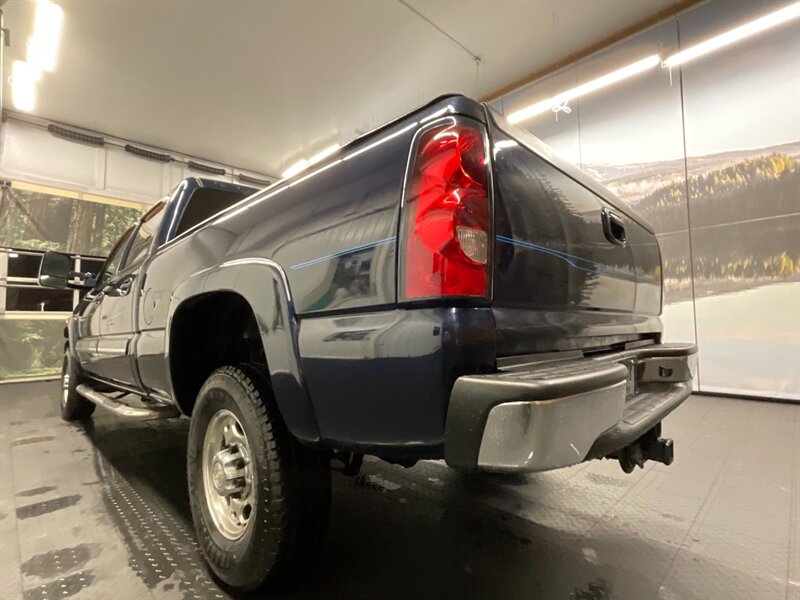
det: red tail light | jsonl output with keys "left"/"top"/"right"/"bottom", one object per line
{"left": 401, "top": 122, "right": 491, "bottom": 300}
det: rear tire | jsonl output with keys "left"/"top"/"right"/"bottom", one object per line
{"left": 61, "top": 349, "right": 95, "bottom": 421}
{"left": 187, "top": 364, "right": 331, "bottom": 593}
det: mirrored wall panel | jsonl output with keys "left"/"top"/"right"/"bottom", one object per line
{"left": 680, "top": 0, "right": 800, "bottom": 399}
{"left": 491, "top": 0, "right": 799, "bottom": 400}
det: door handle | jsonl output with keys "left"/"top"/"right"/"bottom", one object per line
{"left": 602, "top": 208, "right": 627, "bottom": 247}
{"left": 103, "top": 278, "right": 133, "bottom": 297}
{"left": 117, "top": 279, "right": 133, "bottom": 296}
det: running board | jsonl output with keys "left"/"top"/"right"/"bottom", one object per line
{"left": 76, "top": 384, "right": 180, "bottom": 420}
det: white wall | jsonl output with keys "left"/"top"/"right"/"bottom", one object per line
{"left": 0, "top": 119, "right": 273, "bottom": 204}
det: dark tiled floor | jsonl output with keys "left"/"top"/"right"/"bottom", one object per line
{"left": 0, "top": 381, "right": 798, "bottom": 600}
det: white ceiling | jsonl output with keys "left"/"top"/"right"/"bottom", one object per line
{"left": 1, "top": 0, "right": 679, "bottom": 176}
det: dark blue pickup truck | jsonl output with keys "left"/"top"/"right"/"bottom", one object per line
{"left": 40, "top": 95, "right": 696, "bottom": 592}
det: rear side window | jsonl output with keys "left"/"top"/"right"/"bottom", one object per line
{"left": 175, "top": 188, "right": 250, "bottom": 236}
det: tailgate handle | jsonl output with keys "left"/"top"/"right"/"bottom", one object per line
{"left": 602, "top": 209, "right": 627, "bottom": 247}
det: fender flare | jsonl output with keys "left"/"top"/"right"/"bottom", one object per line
{"left": 167, "top": 257, "right": 321, "bottom": 445}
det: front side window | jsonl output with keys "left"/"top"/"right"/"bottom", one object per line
{"left": 121, "top": 202, "right": 166, "bottom": 272}
{"left": 100, "top": 228, "right": 134, "bottom": 282}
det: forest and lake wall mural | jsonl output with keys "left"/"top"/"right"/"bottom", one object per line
{"left": 493, "top": 0, "right": 799, "bottom": 399}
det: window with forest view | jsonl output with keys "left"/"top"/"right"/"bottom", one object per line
{"left": 0, "top": 185, "right": 144, "bottom": 255}
{"left": 0, "top": 183, "right": 146, "bottom": 382}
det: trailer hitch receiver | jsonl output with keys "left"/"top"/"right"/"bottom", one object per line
{"left": 612, "top": 423, "right": 674, "bottom": 473}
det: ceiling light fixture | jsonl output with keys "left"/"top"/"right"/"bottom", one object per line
{"left": 11, "top": 60, "right": 40, "bottom": 112}
{"left": 27, "top": 0, "right": 64, "bottom": 72}
{"left": 9, "top": 1, "right": 64, "bottom": 113}
{"left": 663, "top": 1, "right": 800, "bottom": 68}
{"left": 507, "top": 54, "right": 661, "bottom": 124}
{"left": 282, "top": 143, "right": 341, "bottom": 178}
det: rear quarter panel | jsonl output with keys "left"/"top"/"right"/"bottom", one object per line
{"left": 134, "top": 115, "right": 421, "bottom": 442}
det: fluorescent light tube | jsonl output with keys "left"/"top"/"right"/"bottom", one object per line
{"left": 282, "top": 143, "right": 341, "bottom": 178}
{"left": 28, "top": 1, "right": 64, "bottom": 72}
{"left": 308, "top": 144, "right": 341, "bottom": 164}
{"left": 508, "top": 54, "right": 661, "bottom": 124}
{"left": 664, "top": 1, "right": 800, "bottom": 68}
{"left": 11, "top": 60, "right": 41, "bottom": 112}
{"left": 558, "top": 55, "right": 661, "bottom": 103}
{"left": 282, "top": 159, "right": 309, "bottom": 179}
{"left": 507, "top": 99, "right": 554, "bottom": 124}
{"left": 27, "top": 36, "right": 58, "bottom": 72}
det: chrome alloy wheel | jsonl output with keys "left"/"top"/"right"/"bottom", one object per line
{"left": 61, "top": 356, "right": 70, "bottom": 407}
{"left": 202, "top": 409, "right": 255, "bottom": 540}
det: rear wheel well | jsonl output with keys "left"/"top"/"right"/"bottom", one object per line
{"left": 169, "top": 292, "right": 267, "bottom": 416}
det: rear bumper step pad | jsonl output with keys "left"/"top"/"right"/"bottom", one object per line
{"left": 444, "top": 343, "right": 696, "bottom": 473}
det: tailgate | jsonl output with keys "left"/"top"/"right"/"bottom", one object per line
{"left": 487, "top": 109, "right": 662, "bottom": 355}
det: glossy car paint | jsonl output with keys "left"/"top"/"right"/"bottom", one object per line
{"left": 487, "top": 110, "right": 662, "bottom": 356}
{"left": 69, "top": 95, "right": 663, "bottom": 457}
{"left": 74, "top": 227, "right": 134, "bottom": 378}
{"left": 298, "top": 306, "right": 495, "bottom": 456}
{"left": 73, "top": 179, "right": 258, "bottom": 391}
{"left": 134, "top": 98, "right": 488, "bottom": 450}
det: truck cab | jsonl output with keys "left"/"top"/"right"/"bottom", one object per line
{"left": 64, "top": 178, "right": 258, "bottom": 397}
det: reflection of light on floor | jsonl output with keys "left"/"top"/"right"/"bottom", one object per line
{"left": 664, "top": 282, "right": 800, "bottom": 399}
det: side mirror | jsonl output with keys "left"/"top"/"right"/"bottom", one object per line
{"left": 38, "top": 251, "right": 71, "bottom": 289}
{"left": 38, "top": 251, "right": 97, "bottom": 290}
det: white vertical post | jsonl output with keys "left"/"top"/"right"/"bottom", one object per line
{"left": 0, "top": 9, "right": 5, "bottom": 118}
{"left": 73, "top": 256, "right": 81, "bottom": 308}
{"left": 0, "top": 250, "right": 8, "bottom": 313}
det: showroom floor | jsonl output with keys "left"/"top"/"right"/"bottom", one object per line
{"left": 0, "top": 381, "right": 798, "bottom": 600}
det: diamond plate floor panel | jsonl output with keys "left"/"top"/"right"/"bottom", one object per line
{"left": 0, "top": 380, "right": 797, "bottom": 600}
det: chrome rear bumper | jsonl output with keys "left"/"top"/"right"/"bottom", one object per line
{"left": 444, "top": 343, "right": 697, "bottom": 473}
